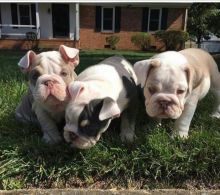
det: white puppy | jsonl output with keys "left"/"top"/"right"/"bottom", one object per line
{"left": 15, "top": 45, "right": 79, "bottom": 143}
{"left": 64, "top": 56, "right": 138, "bottom": 149}
{"left": 134, "top": 48, "right": 220, "bottom": 137}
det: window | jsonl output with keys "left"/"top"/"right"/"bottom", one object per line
{"left": 11, "top": 3, "right": 36, "bottom": 28}
{"left": 148, "top": 8, "right": 161, "bottom": 31}
{"left": 18, "top": 4, "right": 31, "bottom": 25}
{"left": 101, "top": 7, "right": 115, "bottom": 32}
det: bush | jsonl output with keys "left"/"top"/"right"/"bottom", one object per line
{"left": 155, "top": 30, "right": 189, "bottom": 51}
{"left": 105, "top": 35, "right": 120, "bottom": 50}
{"left": 131, "top": 32, "right": 151, "bottom": 51}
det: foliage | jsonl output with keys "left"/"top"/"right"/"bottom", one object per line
{"left": 105, "top": 35, "right": 120, "bottom": 50}
{"left": 131, "top": 32, "right": 151, "bottom": 51}
{"left": 155, "top": 30, "right": 189, "bottom": 51}
{"left": 187, "top": 3, "right": 220, "bottom": 47}
{"left": 0, "top": 50, "right": 220, "bottom": 190}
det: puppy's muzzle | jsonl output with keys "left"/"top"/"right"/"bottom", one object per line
{"left": 158, "top": 99, "right": 173, "bottom": 110}
{"left": 68, "top": 131, "right": 79, "bottom": 142}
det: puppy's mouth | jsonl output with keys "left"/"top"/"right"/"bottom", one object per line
{"left": 34, "top": 83, "right": 67, "bottom": 104}
{"left": 64, "top": 131, "right": 97, "bottom": 149}
{"left": 69, "top": 131, "right": 79, "bottom": 141}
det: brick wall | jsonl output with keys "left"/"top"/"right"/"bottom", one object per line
{"left": 167, "top": 8, "right": 186, "bottom": 30}
{"left": 80, "top": 5, "right": 142, "bottom": 50}
{"left": 0, "top": 39, "right": 79, "bottom": 50}
{"left": 79, "top": 5, "right": 186, "bottom": 50}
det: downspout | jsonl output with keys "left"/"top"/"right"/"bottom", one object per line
{"left": 184, "top": 8, "right": 188, "bottom": 31}
{"left": 36, "top": 3, "right": 40, "bottom": 39}
{"left": 75, "top": 3, "right": 80, "bottom": 41}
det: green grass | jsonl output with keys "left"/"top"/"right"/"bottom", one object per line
{"left": 0, "top": 49, "right": 220, "bottom": 190}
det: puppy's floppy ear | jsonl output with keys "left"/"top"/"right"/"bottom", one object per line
{"left": 184, "top": 65, "right": 195, "bottom": 95}
{"left": 99, "top": 97, "right": 120, "bottom": 121}
{"left": 59, "top": 45, "right": 79, "bottom": 68}
{"left": 134, "top": 59, "right": 160, "bottom": 88}
{"left": 185, "top": 63, "right": 205, "bottom": 96}
{"left": 18, "top": 50, "right": 36, "bottom": 73}
{"left": 67, "top": 81, "right": 86, "bottom": 102}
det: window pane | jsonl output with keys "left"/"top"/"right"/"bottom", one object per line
{"left": 19, "top": 5, "right": 30, "bottom": 25}
{"left": 104, "top": 8, "right": 113, "bottom": 19}
{"left": 149, "top": 21, "right": 159, "bottom": 31}
{"left": 150, "top": 9, "right": 159, "bottom": 20}
{"left": 103, "top": 8, "right": 113, "bottom": 31}
{"left": 103, "top": 19, "right": 112, "bottom": 30}
{"left": 20, "top": 17, "right": 30, "bottom": 25}
{"left": 149, "top": 9, "right": 160, "bottom": 31}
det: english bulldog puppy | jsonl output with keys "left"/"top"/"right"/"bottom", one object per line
{"left": 134, "top": 48, "right": 220, "bottom": 138}
{"left": 15, "top": 45, "right": 79, "bottom": 144}
{"left": 64, "top": 56, "right": 138, "bottom": 149}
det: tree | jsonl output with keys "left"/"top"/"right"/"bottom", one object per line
{"left": 187, "top": 3, "right": 220, "bottom": 47}
{"left": 208, "top": 4, "right": 220, "bottom": 37}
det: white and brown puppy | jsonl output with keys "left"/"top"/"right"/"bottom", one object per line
{"left": 64, "top": 56, "right": 138, "bottom": 149}
{"left": 15, "top": 45, "right": 79, "bottom": 143}
{"left": 134, "top": 48, "right": 220, "bottom": 138}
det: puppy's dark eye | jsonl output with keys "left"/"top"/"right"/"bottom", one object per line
{"left": 177, "top": 89, "right": 185, "bottom": 95}
{"left": 148, "top": 87, "right": 156, "bottom": 95}
{"left": 60, "top": 71, "right": 68, "bottom": 77}
{"left": 30, "top": 71, "right": 40, "bottom": 81}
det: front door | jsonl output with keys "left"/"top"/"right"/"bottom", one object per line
{"left": 52, "top": 4, "right": 69, "bottom": 38}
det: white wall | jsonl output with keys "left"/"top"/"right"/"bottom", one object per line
{"left": 39, "top": 3, "right": 53, "bottom": 39}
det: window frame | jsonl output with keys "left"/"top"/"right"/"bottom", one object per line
{"left": 101, "top": 6, "right": 115, "bottom": 33}
{"left": 148, "top": 8, "right": 162, "bottom": 32}
{"left": 17, "top": 3, "right": 32, "bottom": 25}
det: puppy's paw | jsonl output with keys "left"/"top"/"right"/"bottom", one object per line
{"left": 210, "top": 112, "right": 220, "bottom": 119}
{"left": 120, "top": 132, "right": 135, "bottom": 143}
{"left": 42, "top": 133, "right": 62, "bottom": 144}
{"left": 172, "top": 131, "right": 188, "bottom": 139}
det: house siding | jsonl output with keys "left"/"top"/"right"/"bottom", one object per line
{"left": 79, "top": 5, "right": 186, "bottom": 50}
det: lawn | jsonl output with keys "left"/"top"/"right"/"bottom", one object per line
{"left": 0, "top": 49, "right": 220, "bottom": 190}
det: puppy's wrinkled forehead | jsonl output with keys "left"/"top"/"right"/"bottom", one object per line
{"left": 153, "top": 51, "right": 188, "bottom": 67}
{"left": 32, "top": 51, "right": 64, "bottom": 74}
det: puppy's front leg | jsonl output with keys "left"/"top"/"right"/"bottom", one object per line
{"left": 174, "top": 96, "right": 199, "bottom": 138}
{"left": 120, "top": 100, "right": 138, "bottom": 143}
{"left": 34, "top": 106, "right": 62, "bottom": 144}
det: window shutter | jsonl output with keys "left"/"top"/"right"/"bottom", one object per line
{"left": 142, "top": 7, "right": 149, "bottom": 32}
{"left": 114, "top": 7, "right": 121, "bottom": 33}
{"left": 31, "top": 4, "right": 36, "bottom": 29}
{"left": 11, "top": 3, "right": 18, "bottom": 28}
{"left": 95, "top": 6, "right": 101, "bottom": 32}
{"left": 161, "top": 8, "right": 168, "bottom": 30}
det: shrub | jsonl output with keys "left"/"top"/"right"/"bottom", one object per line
{"left": 131, "top": 32, "right": 151, "bottom": 51}
{"left": 155, "top": 30, "right": 189, "bottom": 51}
{"left": 105, "top": 35, "right": 120, "bottom": 50}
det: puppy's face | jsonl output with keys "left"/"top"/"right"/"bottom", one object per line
{"left": 64, "top": 99, "right": 112, "bottom": 149}
{"left": 18, "top": 45, "right": 79, "bottom": 109}
{"left": 64, "top": 82, "right": 120, "bottom": 149}
{"left": 134, "top": 52, "right": 192, "bottom": 119}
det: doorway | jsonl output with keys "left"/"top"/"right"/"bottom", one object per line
{"left": 52, "top": 4, "right": 69, "bottom": 38}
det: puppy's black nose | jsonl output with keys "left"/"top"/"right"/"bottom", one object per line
{"left": 158, "top": 100, "right": 171, "bottom": 109}
{"left": 69, "top": 132, "right": 78, "bottom": 141}
{"left": 44, "top": 80, "right": 54, "bottom": 87}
